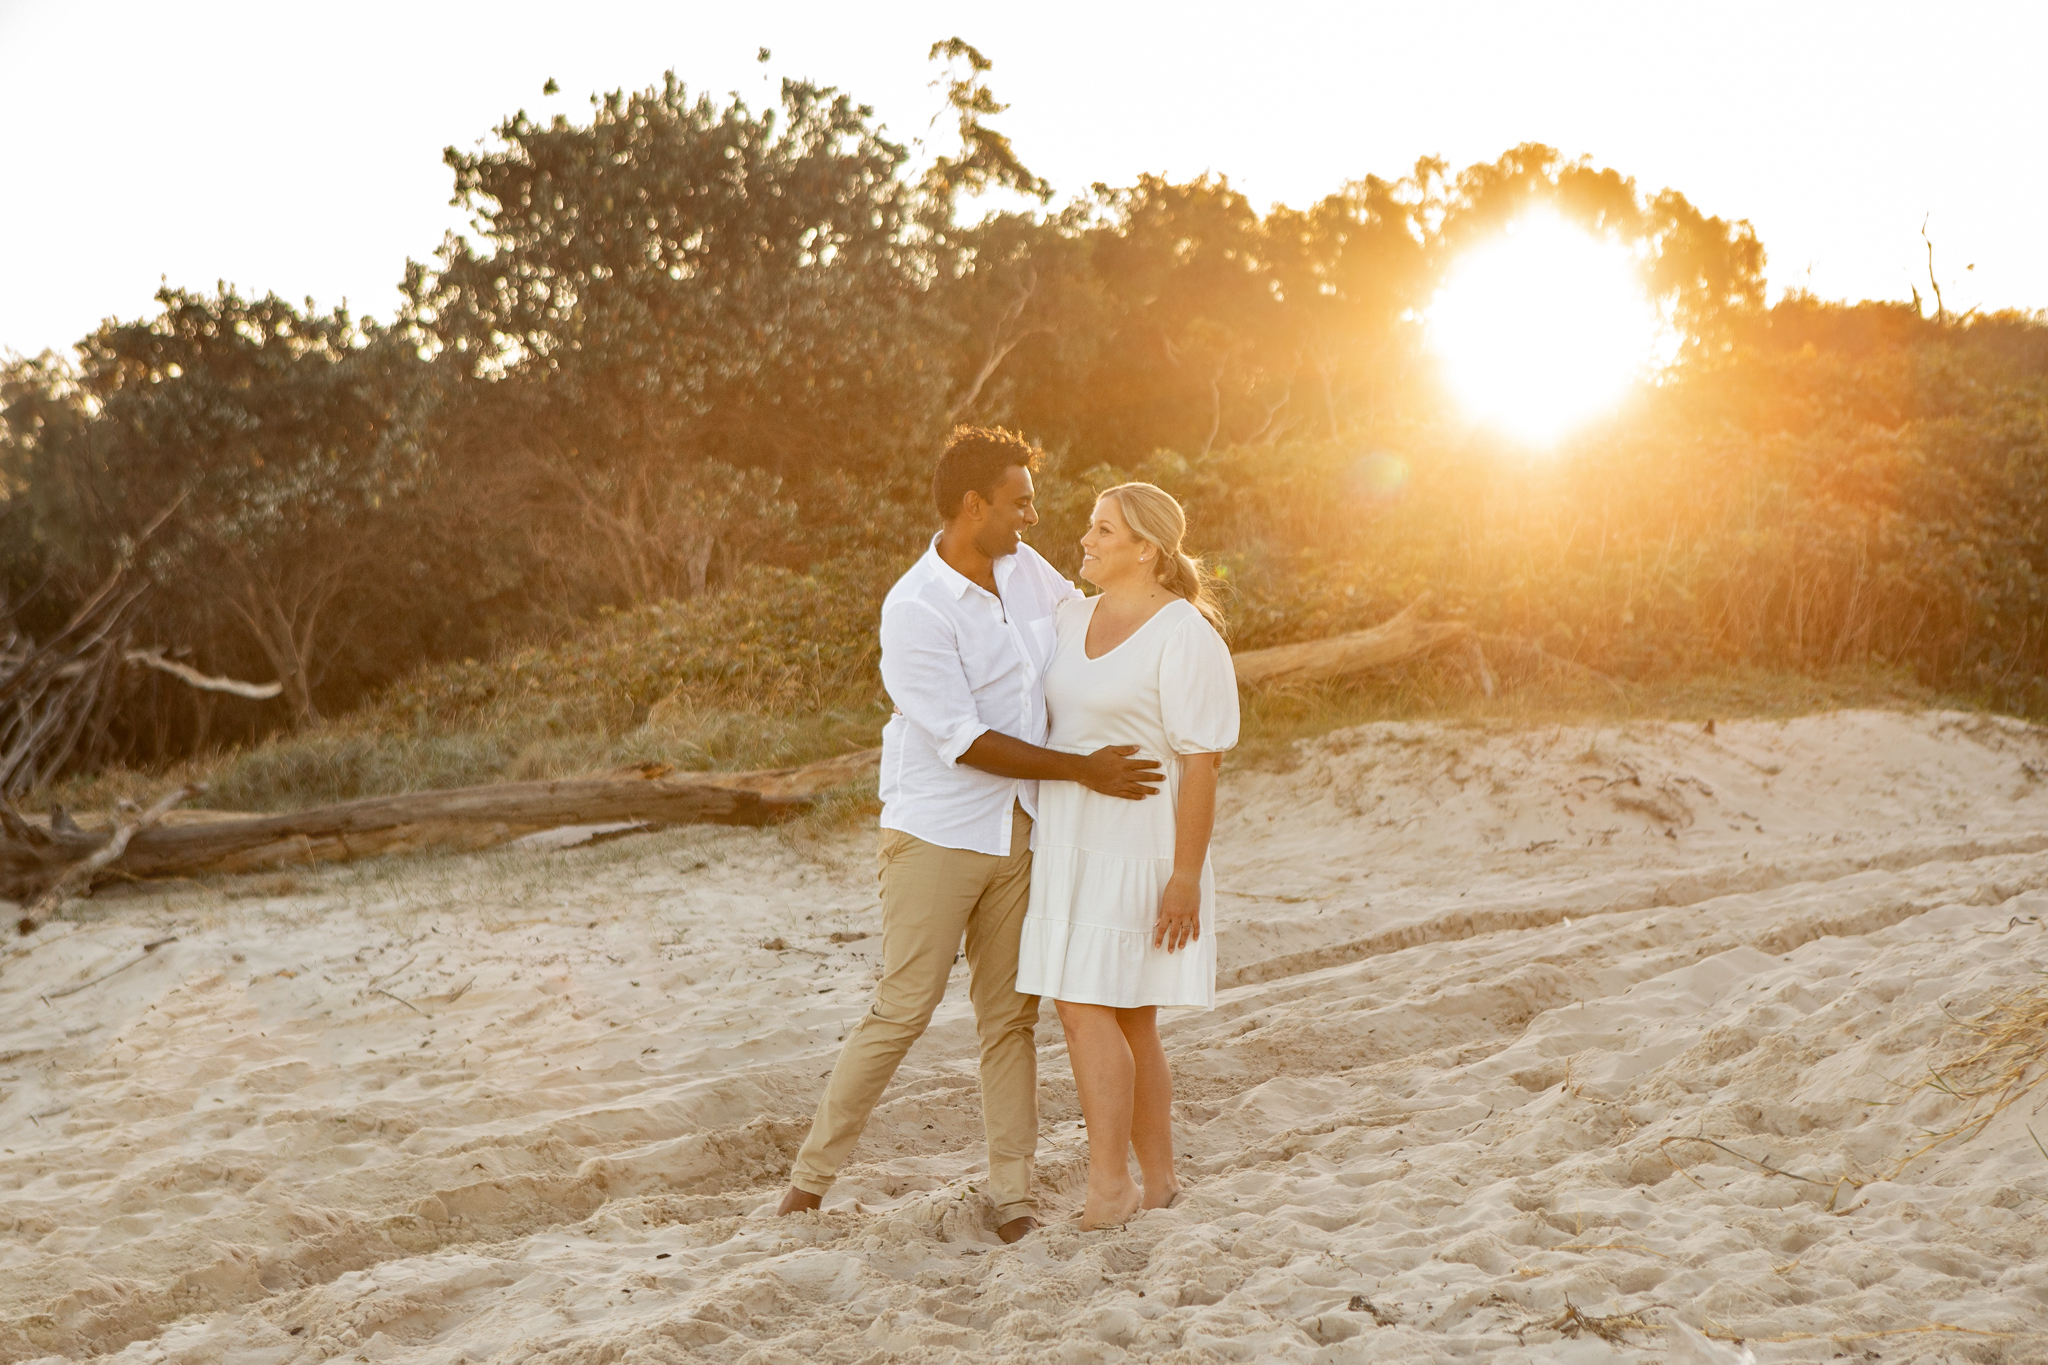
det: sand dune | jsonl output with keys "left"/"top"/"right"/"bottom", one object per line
{"left": 3, "top": 710, "right": 2045, "bottom": 1363}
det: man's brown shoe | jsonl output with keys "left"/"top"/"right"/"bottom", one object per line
{"left": 777, "top": 1186, "right": 822, "bottom": 1216}
{"left": 996, "top": 1215, "right": 1040, "bottom": 1244}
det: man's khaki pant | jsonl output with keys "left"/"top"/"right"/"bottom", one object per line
{"left": 789, "top": 805, "right": 1040, "bottom": 1221}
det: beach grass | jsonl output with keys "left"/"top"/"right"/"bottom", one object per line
{"left": 42, "top": 657, "right": 1964, "bottom": 819}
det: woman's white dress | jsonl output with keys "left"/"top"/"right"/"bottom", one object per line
{"left": 1016, "top": 596, "right": 1240, "bottom": 1009}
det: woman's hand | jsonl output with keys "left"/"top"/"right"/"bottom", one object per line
{"left": 1154, "top": 871, "right": 1202, "bottom": 953}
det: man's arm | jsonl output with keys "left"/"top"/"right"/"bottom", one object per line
{"left": 976, "top": 565, "right": 1150, "bottom": 795}
{"left": 880, "top": 599, "right": 1000, "bottom": 765}
{"left": 959, "top": 731, "right": 1162, "bottom": 800}
{"left": 880, "top": 595, "right": 1159, "bottom": 799}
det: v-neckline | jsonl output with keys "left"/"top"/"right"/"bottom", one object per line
{"left": 1081, "top": 596, "right": 1178, "bottom": 662}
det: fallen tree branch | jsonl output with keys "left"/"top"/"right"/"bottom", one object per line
{"left": 123, "top": 650, "right": 283, "bottom": 700}
{"left": 0, "top": 606, "right": 1624, "bottom": 904}
{"left": 16, "top": 784, "right": 199, "bottom": 932}
{"left": 1230, "top": 597, "right": 1471, "bottom": 689}
{"left": 0, "top": 583, "right": 148, "bottom": 797}
{"left": 42, "top": 935, "right": 178, "bottom": 1000}
{"left": 1, "top": 752, "right": 882, "bottom": 908}
{"left": 1225, "top": 602, "right": 1631, "bottom": 698}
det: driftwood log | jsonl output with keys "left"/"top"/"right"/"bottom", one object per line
{"left": 0, "top": 749, "right": 882, "bottom": 908}
{"left": 1229, "top": 598, "right": 1471, "bottom": 688}
{"left": 15, "top": 785, "right": 199, "bottom": 928}
{"left": 1227, "top": 606, "right": 1618, "bottom": 694}
{"left": 2, "top": 604, "right": 1483, "bottom": 910}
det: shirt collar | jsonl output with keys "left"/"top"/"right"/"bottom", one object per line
{"left": 924, "top": 533, "right": 1018, "bottom": 600}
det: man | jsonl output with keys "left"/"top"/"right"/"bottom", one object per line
{"left": 777, "top": 426, "right": 1161, "bottom": 1242}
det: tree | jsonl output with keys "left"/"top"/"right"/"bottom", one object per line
{"left": 2, "top": 288, "right": 428, "bottom": 728}
{"left": 405, "top": 72, "right": 955, "bottom": 605}
{"left": 1436, "top": 143, "right": 1766, "bottom": 354}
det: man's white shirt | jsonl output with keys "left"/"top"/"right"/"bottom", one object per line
{"left": 877, "top": 535, "right": 1083, "bottom": 855}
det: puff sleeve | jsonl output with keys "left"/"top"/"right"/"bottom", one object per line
{"left": 1159, "top": 610, "right": 1240, "bottom": 755}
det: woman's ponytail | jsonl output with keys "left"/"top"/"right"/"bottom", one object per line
{"left": 1099, "top": 483, "right": 1227, "bottom": 638}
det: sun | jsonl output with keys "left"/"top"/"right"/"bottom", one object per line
{"left": 1426, "top": 212, "right": 1666, "bottom": 445}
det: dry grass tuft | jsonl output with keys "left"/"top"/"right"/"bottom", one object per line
{"left": 1659, "top": 982, "right": 2048, "bottom": 1212}
{"left": 1545, "top": 1300, "right": 1651, "bottom": 1344}
{"left": 1658, "top": 1134, "right": 1866, "bottom": 1211}
{"left": 773, "top": 777, "right": 884, "bottom": 856}
{"left": 1897, "top": 977, "right": 2048, "bottom": 1174}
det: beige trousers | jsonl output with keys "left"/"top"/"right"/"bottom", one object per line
{"left": 788, "top": 805, "right": 1040, "bottom": 1221}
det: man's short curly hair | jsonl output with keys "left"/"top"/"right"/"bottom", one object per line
{"left": 932, "top": 426, "right": 1043, "bottom": 520}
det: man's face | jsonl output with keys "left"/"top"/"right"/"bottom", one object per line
{"left": 970, "top": 465, "right": 1039, "bottom": 558}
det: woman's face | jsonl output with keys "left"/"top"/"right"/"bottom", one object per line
{"left": 1079, "top": 496, "right": 1154, "bottom": 591}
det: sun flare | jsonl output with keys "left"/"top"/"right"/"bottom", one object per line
{"left": 1426, "top": 212, "right": 1665, "bottom": 445}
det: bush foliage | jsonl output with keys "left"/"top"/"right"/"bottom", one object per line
{"left": 5, "top": 42, "right": 2045, "bottom": 805}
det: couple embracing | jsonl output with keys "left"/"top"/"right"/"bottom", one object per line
{"left": 777, "top": 426, "right": 1239, "bottom": 1238}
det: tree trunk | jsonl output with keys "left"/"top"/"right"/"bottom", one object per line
{"left": 682, "top": 532, "right": 715, "bottom": 597}
{"left": 226, "top": 562, "right": 330, "bottom": 727}
{"left": 1199, "top": 359, "right": 1226, "bottom": 457}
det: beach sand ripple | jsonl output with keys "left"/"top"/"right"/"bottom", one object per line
{"left": 2, "top": 710, "right": 2045, "bottom": 1363}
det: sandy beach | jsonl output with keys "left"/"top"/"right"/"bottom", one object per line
{"left": 3, "top": 708, "right": 2045, "bottom": 1363}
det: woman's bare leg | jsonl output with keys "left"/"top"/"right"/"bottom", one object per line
{"left": 1055, "top": 1000, "right": 1142, "bottom": 1228}
{"left": 1115, "top": 1006, "right": 1179, "bottom": 1206}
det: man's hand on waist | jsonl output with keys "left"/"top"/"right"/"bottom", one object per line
{"left": 1073, "top": 744, "right": 1163, "bottom": 799}
{"left": 957, "top": 731, "right": 1162, "bottom": 799}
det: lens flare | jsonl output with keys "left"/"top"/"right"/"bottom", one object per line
{"left": 1349, "top": 451, "right": 1409, "bottom": 500}
{"left": 1426, "top": 212, "right": 1666, "bottom": 445}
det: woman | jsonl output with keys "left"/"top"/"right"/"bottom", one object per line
{"left": 1016, "top": 482, "right": 1239, "bottom": 1229}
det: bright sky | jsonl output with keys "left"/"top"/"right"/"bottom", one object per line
{"left": 2, "top": 0, "right": 2042, "bottom": 359}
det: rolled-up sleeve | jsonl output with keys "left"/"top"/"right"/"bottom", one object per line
{"left": 880, "top": 599, "right": 988, "bottom": 765}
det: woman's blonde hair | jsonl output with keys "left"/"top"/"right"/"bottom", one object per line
{"left": 1097, "top": 482, "right": 1226, "bottom": 636}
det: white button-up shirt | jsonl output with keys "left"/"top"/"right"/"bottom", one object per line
{"left": 877, "top": 535, "right": 1083, "bottom": 855}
